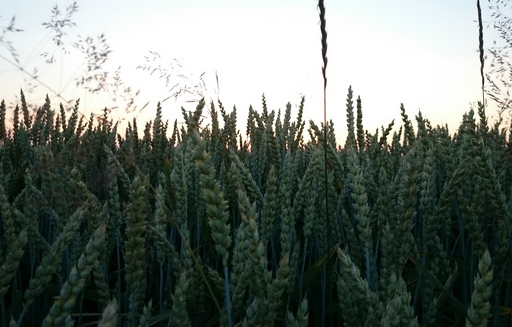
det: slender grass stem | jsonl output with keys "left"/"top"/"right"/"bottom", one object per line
{"left": 476, "top": 0, "right": 485, "bottom": 106}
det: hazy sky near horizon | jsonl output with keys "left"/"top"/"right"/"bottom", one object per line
{"left": 0, "top": 0, "right": 499, "bottom": 142}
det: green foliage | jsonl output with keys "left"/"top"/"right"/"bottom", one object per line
{"left": 0, "top": 87, "right": 511, "bottom": 326}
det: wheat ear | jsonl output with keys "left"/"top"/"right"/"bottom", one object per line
{"left": 466, "top": 248, "right": 493, "bottom": 327}
{"left": 43, "top": 224, "right": 107, "bottom": 327}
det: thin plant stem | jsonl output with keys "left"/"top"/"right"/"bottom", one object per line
{"left": 477, "top": 0, "right": 485, "bottom": 106}
{"left": 318, "top": 1, "right": 329, "bottom": 325}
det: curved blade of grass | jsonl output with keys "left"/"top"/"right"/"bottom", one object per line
{"left": 291, "top": 243, "right": 339, "bottom": 298}
{"left": 406, "top": 254, "right": 466, "bottom": 315}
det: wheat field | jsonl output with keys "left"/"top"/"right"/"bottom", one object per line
{"left": 0, "top": 0, "right": 511, "bottom": 326}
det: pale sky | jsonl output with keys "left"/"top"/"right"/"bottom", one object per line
{"left": 0, "top": 0, "right": 500, "bottom": 143}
